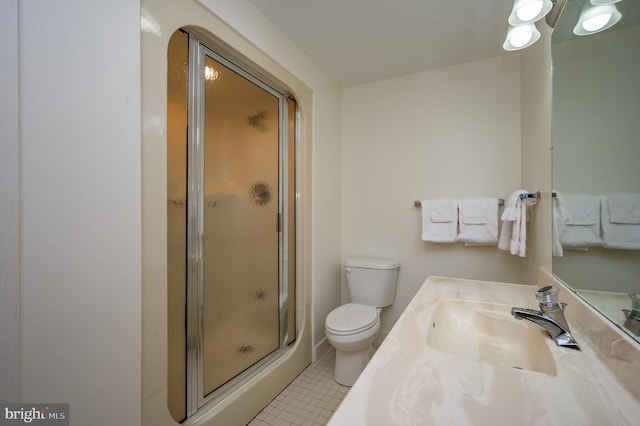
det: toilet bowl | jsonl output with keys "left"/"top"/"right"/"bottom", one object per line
{"left": 325, "top": 303, "right": 381, "bottom": 386}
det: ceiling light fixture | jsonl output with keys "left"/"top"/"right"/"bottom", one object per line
{"left": 573, "top": 2, "right": 622, "bottom": 36}
{"left": 503, "top": 0, "right": 551, "bottom": 51}
{"left": 502, "top": 0, "right": 624, "bottom": 51}
{"left": 508, "top": 0, "right": 553, "bottom": 25}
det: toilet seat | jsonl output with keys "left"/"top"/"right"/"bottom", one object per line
{"left": 326, "top": 303, "right": 378, "bottom": 336}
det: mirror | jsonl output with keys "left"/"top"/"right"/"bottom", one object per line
{"left": 552, "top": 0, "right": 640, "bottom": 341}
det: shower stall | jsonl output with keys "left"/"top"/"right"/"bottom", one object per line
{"left": 166, "top": 28, "right": 298, "bottom": 422}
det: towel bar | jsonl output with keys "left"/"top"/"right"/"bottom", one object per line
{"left": 413, "top": 191, "right": 545, "bottom": 207}
{"left": 414, "top": 198, "right": 505, "bottom": 207}
{"left": 520, "top": 191, "right": 542, "bottom": 201}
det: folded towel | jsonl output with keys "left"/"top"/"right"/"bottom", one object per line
{"left": 498, "top": 190, "right": 529, "bottom": 257}
{"left": 556, "top": 195, "right": 603, "bottom": 248}
{"left": 458, "top": 197, "right": 498, "bottom": 245}
{"left": 422, "top": 199, "right": 458, "bottom": 243}
{"left": 601, "top": 195, "right": 640, "bottom": 249}
{"left": 607, "top": 193, "right": 640, "bottom": 224}
{"left": 430, "top": 198, "right": 457, "bottom": 222}
{"left": 459, "top": 197, "right": 488, "bottom": 224}
{"left": 552, "top": 191, "right": 570, "bottom": 257}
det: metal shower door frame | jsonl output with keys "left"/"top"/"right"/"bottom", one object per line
{"left": 184, "top": 33, "right": 292, "bottom": 417}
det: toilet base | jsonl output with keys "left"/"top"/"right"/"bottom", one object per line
{"left": 333, "top": 346, "right": 372, "bottom": 386}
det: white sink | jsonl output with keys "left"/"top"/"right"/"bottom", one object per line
{"left": 426, "top": 299, "right": 557, "bottom": 376}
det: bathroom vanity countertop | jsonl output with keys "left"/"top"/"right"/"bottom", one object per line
{"left": 328, "top": 276, "right": 640, "bottom": 425}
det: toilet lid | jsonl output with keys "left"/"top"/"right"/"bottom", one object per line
{"left": 326, "top": 303, "right": 378, "bottom": 335}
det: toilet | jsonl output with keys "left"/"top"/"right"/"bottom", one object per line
{"left": 325, "top": 258, "right": 400, "bottom": 386}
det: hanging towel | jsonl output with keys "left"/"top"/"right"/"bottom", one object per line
{"left": 498, "top": 190, "right": 528, "bottom": 257}
{"left": 552, "top": 191, "right": 570, "bottom": 257}
{"left": 601, "top": 194, "right": 640, "bottom": 249}
{"left": 421, "top": 199, "right": 458, "bottom": 243}
{"left": 556, "top": 195, "right": 603, "bottom": 249}
{"left": 458, "top": 197, "right": 499, "bottom": 245}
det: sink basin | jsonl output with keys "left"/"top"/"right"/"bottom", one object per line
{"left": 426, "top": 300, "right": 557, "bottom": 376}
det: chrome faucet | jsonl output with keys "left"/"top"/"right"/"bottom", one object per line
{"left": 511, "top": 285, "right": 581, "bottom": 350}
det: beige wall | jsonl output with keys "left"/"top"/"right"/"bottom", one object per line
{"left": 341, "top": 54, "right": 533, "bottom": 334}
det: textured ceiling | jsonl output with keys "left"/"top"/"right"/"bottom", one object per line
{"left": 247, "top": 0, "right": 512, "bottom": 86}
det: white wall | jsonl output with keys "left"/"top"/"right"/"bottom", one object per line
{"left": 341, "top": 54, "right": 529, "bottom": 334}
{"left": 0, "top": 0, "right": 20, "bottom": 403}
{"left": 18, "top": 1, "right": 141, "bottom": 425}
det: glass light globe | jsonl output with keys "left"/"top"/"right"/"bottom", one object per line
{"left": 511, "top": 31, "right": 534, "bottom": 48}
{"left": 503, "top": 23, "right": 540, "bottom": 51}
{"left": 573, "top": 3, "right": 621, "bottom": 36}
{"left": 581, "top": 13, "right": 612, "bottom": 32}
{"left": 516, "top": 1, "right": 544, "bottom": 22}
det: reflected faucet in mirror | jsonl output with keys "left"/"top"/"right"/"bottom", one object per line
{"left": 511, "top": 286, "right": 581, "bottom": 350}
{"left": 622, "top": 293, "right": 640, "bottom": 337}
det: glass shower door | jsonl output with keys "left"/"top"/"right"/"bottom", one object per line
{"left": 168, "top": 30, "right": 297, "bottom": 420}
{"left": 200, "top": 53, "right": 280, "bottom": 397}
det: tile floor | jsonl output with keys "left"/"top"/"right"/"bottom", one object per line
{"left": 247, "top": 348, "right": 349, "bottom": 426}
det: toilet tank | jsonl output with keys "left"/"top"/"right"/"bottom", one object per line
{"left": 344, "top": 258, "right": 400, "bottom": 307}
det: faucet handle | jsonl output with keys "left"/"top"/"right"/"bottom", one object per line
{"left": 629, "top": 293, "right": 640, "bottom": 310}
{"left": 536, "top": 285, "right": 561, "bottom": 312}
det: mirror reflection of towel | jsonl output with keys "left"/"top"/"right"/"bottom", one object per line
{"left": 556, "top": 195, "right": 603, "bottom": 249}
{"left": 602, "top": 194, "right": 640, "bottom": 249}
{"left": 607, "top": 193, "right": 640, "bottom": 224}
{"left": 552, "top": 191, "right": 569, "bottom": 257}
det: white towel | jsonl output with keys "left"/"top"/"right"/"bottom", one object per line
{"left": 498, "top": 190, "right": 528, "bottom": 257}
{"left": 601, "top": 195, "right": 640, "bottom": 249}
{"left": 421, "top": 199, "right": 458, "bottom": 243}
{"left": 607, "top": 193, "right": 640, "bottom": 224}
{"left": 556, "top": 195, "right": 603, "bottom": 248}
{"left": 458, "top": 197, "right": 499, "bottom": 245}
{"left": 552, "top": 191, "right": 570, "bottom": 257}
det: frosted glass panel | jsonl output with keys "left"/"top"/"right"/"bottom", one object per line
{"left": 202, "top": 55, "right": 280, "bottom": 395}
